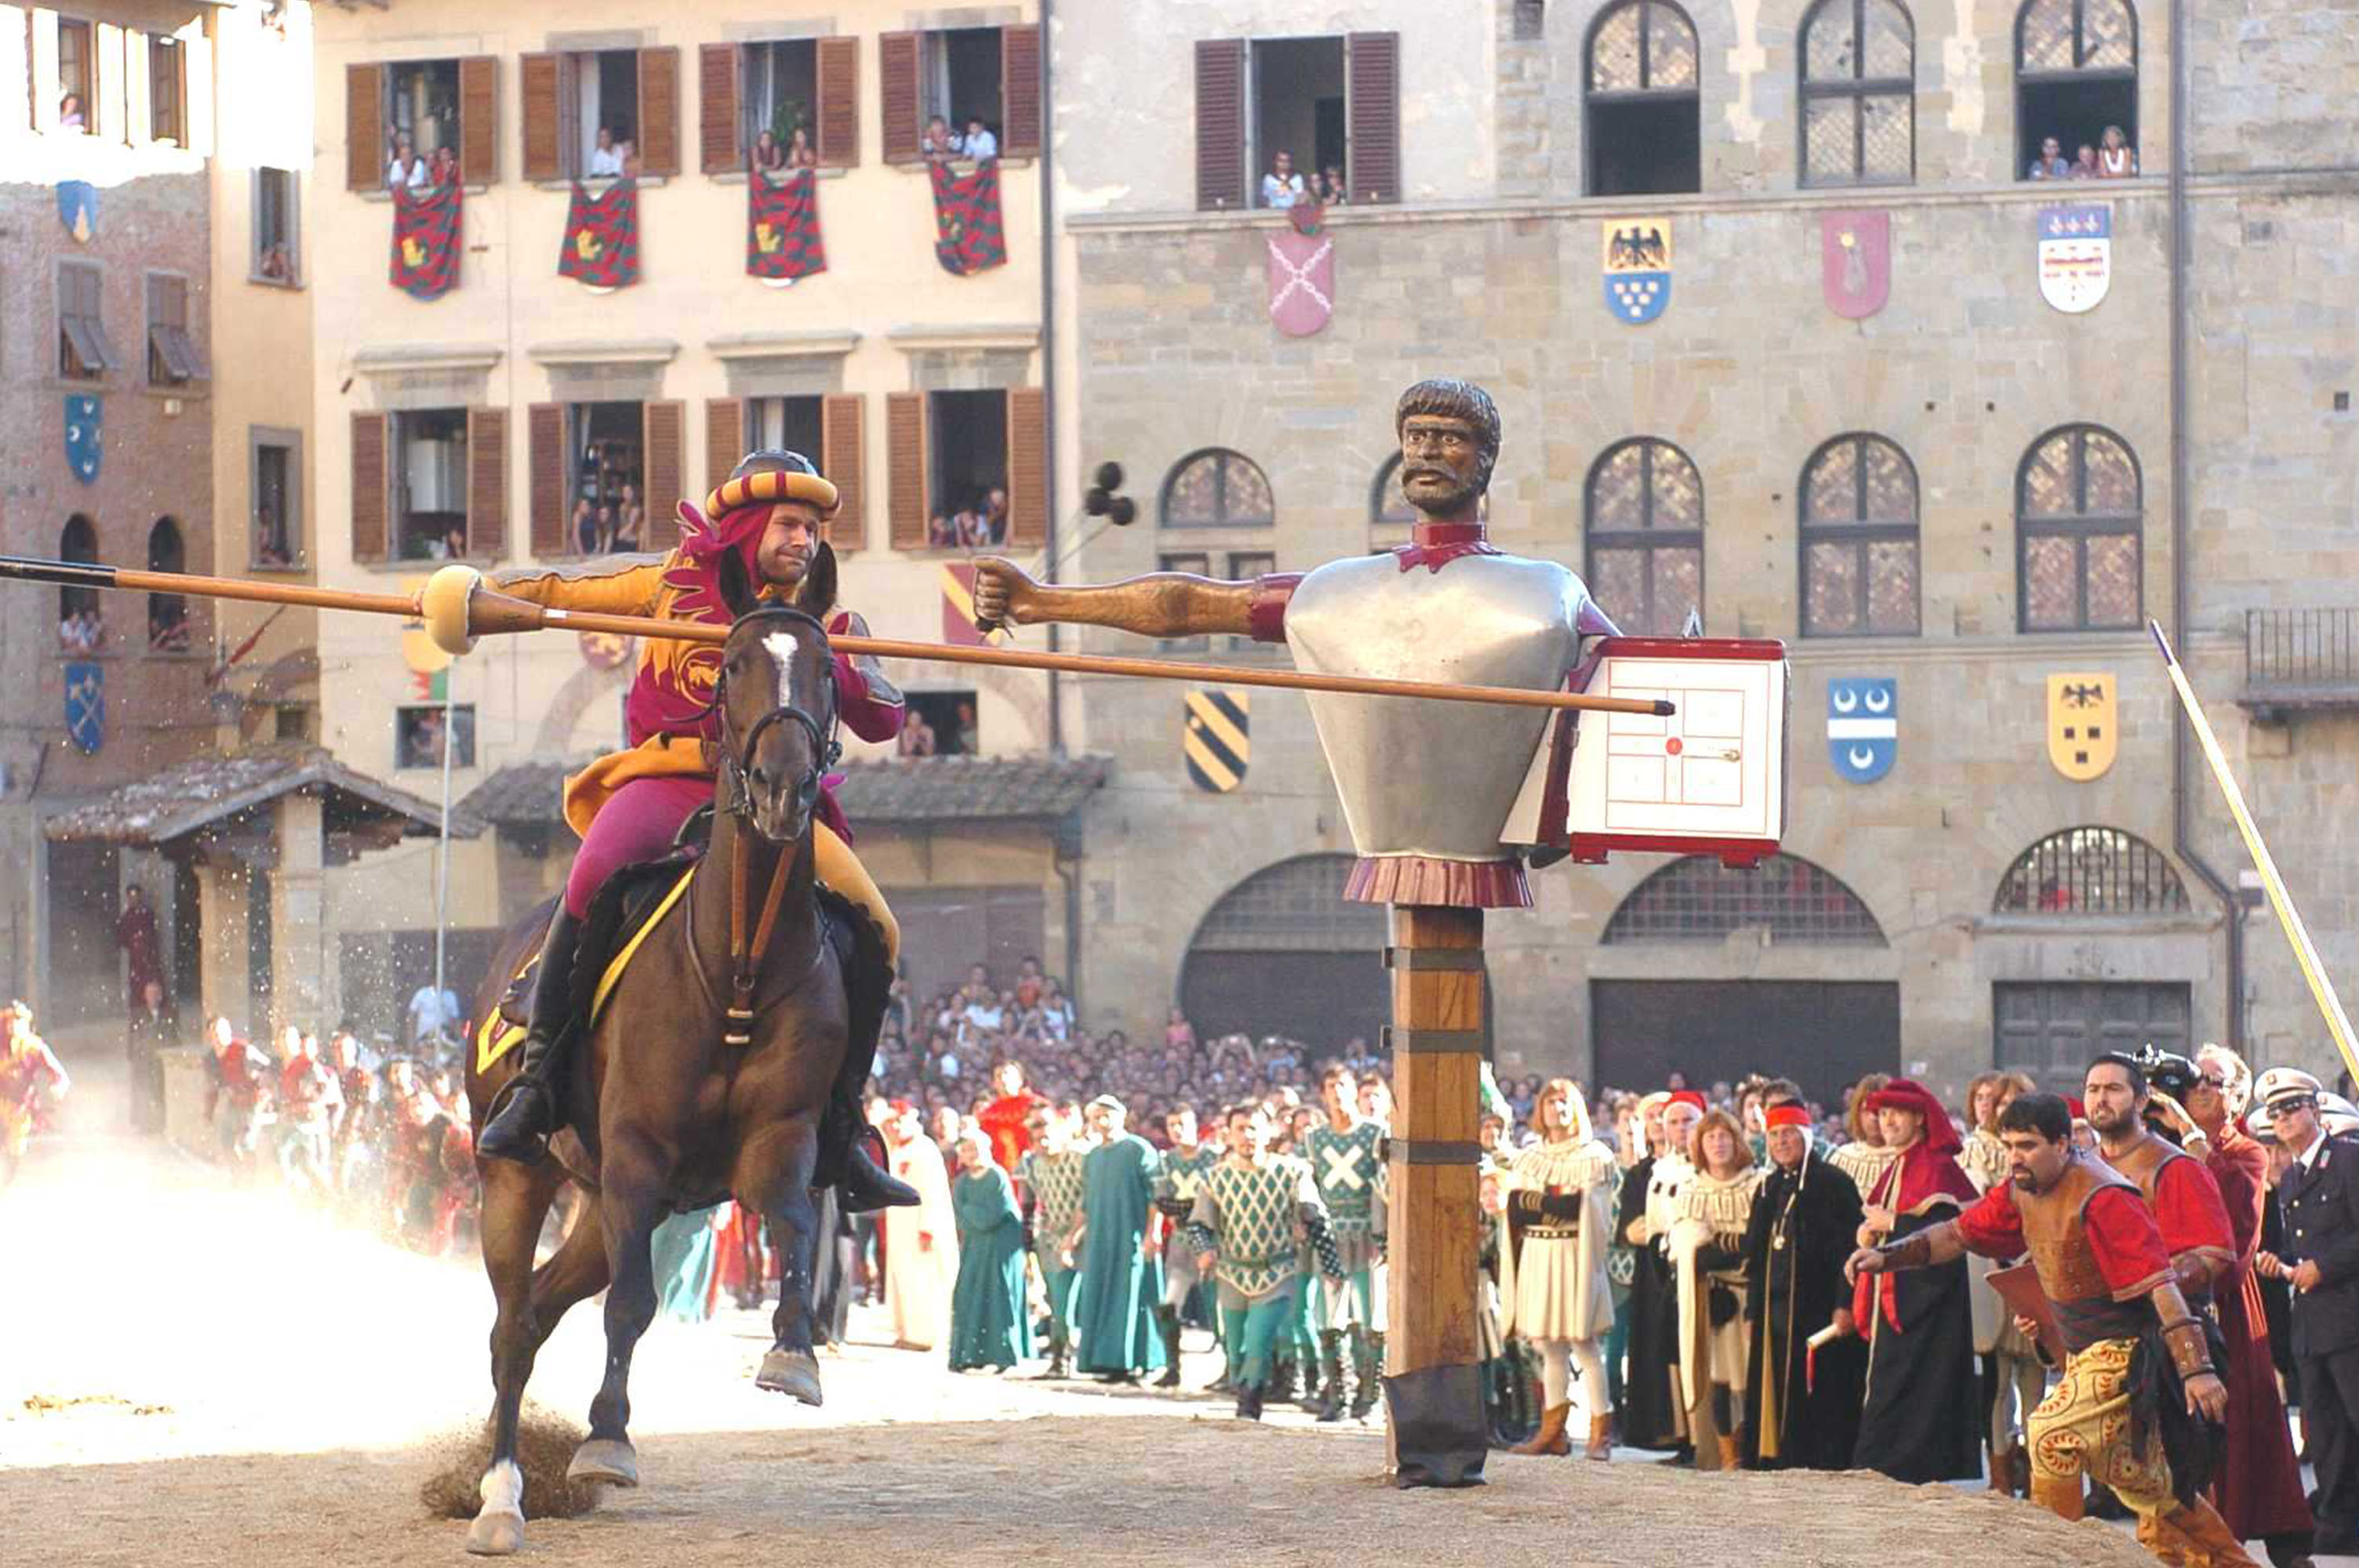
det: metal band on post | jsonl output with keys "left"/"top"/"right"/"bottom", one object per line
{"left": 1394, "top": 1139, "right": 1483, "bottom": 1166}
{"left": 1382, "top": 1025, "right": 1483, "bottom": 1055}
{"left": 1382, "top": 947, "right": 1485, "bottom": 972}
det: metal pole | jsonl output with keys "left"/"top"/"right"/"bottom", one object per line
{"left": 432, "top": 674, "right": 454, "bottom": 1045}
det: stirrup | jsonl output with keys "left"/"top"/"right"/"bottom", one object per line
{"left": 476, "top": 1076, "right": 557, "bottom": 1164}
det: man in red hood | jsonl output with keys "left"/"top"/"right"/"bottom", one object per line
{"left": 976, "top": 1060, "right": 1045, "bottom": 1171}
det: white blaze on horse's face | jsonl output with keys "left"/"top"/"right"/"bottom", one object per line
{"left": 762, "top": 630, "right": 800, "bottom": 709}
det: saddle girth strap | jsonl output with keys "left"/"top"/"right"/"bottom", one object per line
{"left": 725, "top": 828, "right": 798, "bottom": 1046}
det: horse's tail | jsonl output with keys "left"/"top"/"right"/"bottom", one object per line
{"left": 812, "top": 887, "right": 892, "bottom": 1186}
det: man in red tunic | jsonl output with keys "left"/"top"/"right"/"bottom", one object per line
{"left": 976, "top": 1059, "right": 1045, "bottom": 1171}
{"left": 1849, "top": 1091, "right": 2252, "bottom": 1566}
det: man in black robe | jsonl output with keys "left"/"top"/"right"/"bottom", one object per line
{"left": 1740, "top": 1102, "right": 1865, "bottom": 1468}
{"left": 1619, "top": 1091, "right": 1701, "bottom": 1455}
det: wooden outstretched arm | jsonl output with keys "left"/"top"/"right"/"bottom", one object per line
{"left": 969, "top": 557, "right": 1256, "bottom": 641}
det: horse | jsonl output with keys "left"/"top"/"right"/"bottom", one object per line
{"left": 459, "top": 586, "right": 875, "bottom": 1556}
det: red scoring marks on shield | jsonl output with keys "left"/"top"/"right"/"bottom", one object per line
{"left": 1665, "top": 737, "right": 1684, "bottom": 757}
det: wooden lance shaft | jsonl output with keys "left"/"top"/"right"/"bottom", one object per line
{"left": 0, "top": 555, "right": 1676, "bottom": 719}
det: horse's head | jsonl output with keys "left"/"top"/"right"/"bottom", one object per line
{"left": 716, "top": 606, "right": 839, "bottom": 844}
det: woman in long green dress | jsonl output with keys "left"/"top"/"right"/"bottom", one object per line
{"left": 948, "top": 1129, "right": 1033, "bottom": 1372}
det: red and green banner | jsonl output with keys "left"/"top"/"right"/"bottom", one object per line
{"left": 929, "top": 159, "right": 1006, "bottom": 277}
{"left": 748, "top": 168, "right": 826, "bottom": 282}
{"left": 559, "top": 178, "right": 641, "bottom": 289}
{"left": 391, "top": 182, "right": 463, "bottom": 299}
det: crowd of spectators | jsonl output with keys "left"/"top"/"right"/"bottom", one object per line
{"left": 384, "top": 131, "right": 463, "bottom": 192}
{"left": 57, "top": 608, "right": 107, "bottom": 655}
{"left": 926, "top": 486, "right": 1009, "bottom": 550}
{"left": 1259, "top": 150, "right": 1348, "bottom": 210}
{"left": 2026, "top": 125, "right": 2137, "bottom": 180}
{"left": 569, "top": 486, "right": 646, "bottom": 556}
{"left": 923, "top": 114, "right": 999, "bottom": 163}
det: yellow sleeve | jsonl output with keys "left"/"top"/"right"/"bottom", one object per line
{"left": 492, "top": 553, "right": 674, "bottom": 616}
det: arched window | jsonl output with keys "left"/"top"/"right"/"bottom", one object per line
{"left": 2017, "top": 423, "right": 2141, "bottom": 631}
{"left": 2015, "top": 0, "right": 2137, "bottom": 180}
{"left": 1585, "top": 437, "right": 1703, "bottom": 636}
{"left": 58, "top": 514, "right": 100, "bottom": 626}
{"left": 1180, "top": 854, "right": 1389, "bottom": 1053}
{"left": 1602, "top": 852, "right": 1888, "bottom": 944}
{"left": 1800, "top": 0, "right": 1915, "bottom": 186}
{"left": 1586, "top": 0, "right": 1700, "bottom": 196}
{"left": 1160, "top": 448, "right": 1275, "bottom": 529}
{"left": 1800, "top": 434, "right": 1919, "bottom": 636}
{"left": 1994, "top": 826, "right": 2187, "bottom": 914}
{"left": 147, "top": 517, "right": 189, "bottom": 652}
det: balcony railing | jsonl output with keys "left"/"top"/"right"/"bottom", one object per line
{"left": 2241, "top": 608, "right": 2359, "bottom": 718}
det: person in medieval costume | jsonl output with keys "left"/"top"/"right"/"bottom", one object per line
{"left": 1739, "top": 1102, "right": 1865, "bottom": 1470}
{"left": 1604, "top": 1089, "right": 1667, "bottom": 1436}
{"left": 1619, "top": 1089, "right": 1703, "bottom": 1457}
{"left": 1015, "top": 1099, "right": 1089, "bottom": 1377}
{"left": 1957, "top": 1069, "right": 2045, "bottom": 1495}
{"left": 1674, "top": 1106, "right": 1763, "bottom": 1471}
{"left": 649, "top": 1203, "right": 724, "bottom": 1323}
{"left": 1496, "top": 1078, "right": 1619, "bottom": 1461}
{"left": 1152, "top": 1103, "right": 1223, "bottom": 1389}
{"left": 1070, "top": 1095, "right": 1165, "bottom": 1381}
{"left": 883, "top": 1101, "right": 958, "bottom": 1352}
{"left": 1851, "top": 1091, "right": 2253, "bottom": 1565}
{"left": 1305, "top": 1065, "right": 1387, "bottom": 1421}
{"left": 0, "top": 1002, "right": 69, "bottom": 1185}
{"left": 1828, "top": 1072, "right": 1898, "bottom": 1195}
{"left": 1184, "top": 1103, "right": 1345, "bottom": 1420}
{"left": 976, "top": 1058, "right": 1045, "bottom": 1171}
{"left": 2183, "top": 1045, "right": 2316, "bottom": 1566}
{"left": 1849, "top": 1076, "right": 1982, "bottom": 1484}
{"left": 455, "top": 450, "right": 914, "bottom": 1216}
{"left": 947, "top": 1128, "right": 1032, "bottom": 1373}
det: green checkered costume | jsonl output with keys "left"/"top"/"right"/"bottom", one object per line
{"left": 1306, "top": 1117, "right": 1386, "bottom": 1328}
{"left": 1184, "top": 1154, "right": 1337, "bottom": 1388}
{"left": 1157, "top": 1142, "right": 1223, "bottom": 1308}
{"left": 1017, "top": 1145, "right": 1089, "bottom": 1345}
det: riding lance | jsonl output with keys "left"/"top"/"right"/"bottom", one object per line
{"left": 0, "top": 555, "right": 1674, "bottom": 720}
{"left": 2150, "top": 619, "right": 2359, "bottom": 1083}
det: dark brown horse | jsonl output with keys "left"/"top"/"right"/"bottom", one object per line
{"left": 460, "top": 597, "right": 866, "bottom": 1555}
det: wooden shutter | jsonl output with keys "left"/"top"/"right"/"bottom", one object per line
{"left": 350, "top": 412, "right": 388, "bottom": 563}
{"left": 458, "top": 55, "right": 498, "bottom": 185}
{"left": 345, "top": 63, "right": 383, "bottom": 190}
{"left": 886, "top": 392, "right": 928, "bottom": 550}
{"left": 698, "top": 42, "right": 739, "bottom": 173}
{"left": 528, "top": 402, "right": 566, "bottom": 556}
{"left": 124, "top": 30, "right": 149, "bottom": 145}
{"left": 642, "top": 401, "right": 685, "bottom": 530}
{"left": 93, "top": 23, "right": 122, "bottom": 143}
{"left": 815, "top": 35, "right": 859, "bottom": 168}
{"left": 1346, "top": 32, "right": 1400, "bottom": 205}
{"left": 467, "top": 408, "right": 508, "bottom": 561}
{"left": 823, "top": 394, "right": 865, "bottom": 553}
{"left": 519, "top": 52, "right": 561, "bottom": 182}
{"left": 705, "top": 397, "right": 743, "bottom": 501}
{"left": 1000, "top": 24, "right": 1041, "bottom": 158}
{"left": 636, "top": 46, "right": 679, "bottom": 176}
{"left": 1005, "top": 387, "right": 1048, "bottom": 548}
{"left": 180, "top": 25, "right": 211, "bottom": 158}
{"left": 1194, "top": 39, "right": 1245, "bottom": 210}
{"left": 879, "top": 31, "right": 920, "bottom": 164}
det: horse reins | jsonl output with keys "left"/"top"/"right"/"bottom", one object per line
{"left": 701, "top": 609, "right": 841, "bottom": 1045}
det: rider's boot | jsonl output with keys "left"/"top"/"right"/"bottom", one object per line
{"left": 820, "top": 922, "right": 918, "bottom": 1211}
{"left": 475, "top": 909, "right": 585, "bottom": 1164}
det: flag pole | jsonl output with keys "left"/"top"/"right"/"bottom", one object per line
{"left": 2150, "top": 619, "right": 2359, "bottom": 1083}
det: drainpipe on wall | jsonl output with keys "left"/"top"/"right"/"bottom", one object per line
{"left": 2165, "top": 0, "right": 2244, "bottom": 1048}
{"left": 1037, "top": 0, "right": 1063, "bottom": 759}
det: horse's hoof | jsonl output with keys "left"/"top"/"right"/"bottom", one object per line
{"left": 756, "top": 1348, "right": 824, "bottom": 1407}
{"left": 465, "top": 1510, "right": 525, "bottom": 1556}
{"left": 567, "top": 1437, "right": 640, "bottom": 1488}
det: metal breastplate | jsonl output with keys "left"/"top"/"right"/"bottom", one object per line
{"left": 1282, "top": 551, "right": 1587, "bottom": 863}
{"left": 2105, "top": 1134, "right": 2186, "bottom": 1209}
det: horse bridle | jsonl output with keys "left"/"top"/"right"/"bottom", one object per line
{"left": 706, "top": 607, "right": 841, "bottom": 1044}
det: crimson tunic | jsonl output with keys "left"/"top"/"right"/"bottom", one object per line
{"left": 1956, "top": 1179, "right": 2175, "bottom": 1305}
{"left": 2205, "top": 1127, "right": 2315, "bottom": 1541}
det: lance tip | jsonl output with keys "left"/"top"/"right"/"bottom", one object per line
{"left": 1652, "top": 699, "right": 1677, "bottom": 717}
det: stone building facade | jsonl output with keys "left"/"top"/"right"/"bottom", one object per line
{"left": 1047, "top": 0, "right": 2359, "bottom": 1103}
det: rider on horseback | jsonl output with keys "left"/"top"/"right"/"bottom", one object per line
{"left": 462, "top": 449, "right": 916, "bottom": 1211}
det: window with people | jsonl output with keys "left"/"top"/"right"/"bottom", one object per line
{"left": 54, "top": 17, "right": 93, "bottom": 132}
{"left": 564, "top": 402, "right": 648, "bottom": 557}
{"left": 880, "top": 26, "right": 1039, "bottom": 165}
{"left": 924, "top": 391, "right": 1011, "bottom": 550}
{"left": 703, "top": 36, "right": 856, "bottom": 175}
{"left": 253, "top": 437, "right": 299, "bottom": 568}
{"left": 742, "top": 39, "right": 820, "bottom": 175}
{"left": 396, "top": 704, "right": 475, "bottom": 771}
{"left": 2016, "top": 0, "right": 2136, "bottom": 180}
{"left": 898, "top": 690, "right": 977, "bottom": 757}
{"left": 57, "top": 515, "right": 104, "bottom": 655}
{"left": 391, "top": 408, "right": 472, "bottom": 561}
{"left": 380, "top": 59, "right": 462, "bottom": 190}
{"left": 1251, "top": 36, "right": 1346, "bottom": 208}
{"left": 146, "top": 518, "right": 191, "bottom": 654}
{"left": 920, "top": 27, "right": 1003, "bottom": 162}
{"left": 254, "top": 168, "right": 300, "bottom": 284}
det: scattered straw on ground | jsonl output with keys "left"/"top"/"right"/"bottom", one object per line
{"left": 416, "top": 1403, "right": 602, "bottom": 1521}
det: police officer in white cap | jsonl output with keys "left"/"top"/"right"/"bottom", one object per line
{"left": 2256, "top": 1066, "right": 2359, "bottom": 1555}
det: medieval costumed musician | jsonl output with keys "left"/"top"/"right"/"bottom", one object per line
{"left": 1496, "top": 1078, "right": 1619, "bottom": 1461}
{"left": 1739, "top": 1102, "right": 1865, "bottom": 1470}
{"left": 1849, "top": 1076, "right": 1982, "bottom": 1484}
{"left": 1850, "top": 1091, "right": 2255, "bottom": 1565}
{"left": 1673, "top": 1106, "right": 1762, "bottom": 1470}
{"left": 452, "top": 450, "right": 914, "bottom": 1214}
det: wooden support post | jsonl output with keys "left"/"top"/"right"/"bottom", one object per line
{"left": 1380, "top": 904, "right": 1487, "bottom": 1487}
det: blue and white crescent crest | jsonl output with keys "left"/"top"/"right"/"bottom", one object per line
{"left": 64, "top": 662, "right": 104, "bottom": 756}
{"left": 1827, "top": 676, "right": 1896, "bottom": 783}
{"left": 65, "top": 394, "right": 101, "bottom": 484}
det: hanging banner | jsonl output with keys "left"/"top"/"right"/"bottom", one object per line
{"left": 390, "top": 181, "right": 463, "bottom": 300}
{"left": 1826, "top": 676, "right": 1896, "bottom": 783}
{"left": 2047, "top": 672, "right": 2117, "bottom": 781}
{"left": 1820, "top": 209, "right": 1890, "bottom": 320}
{"left": 1602, "top": 217, "right": 1672, "bottom": 325}
{"left": 64, "top": 395, "right": 101, "bottom": 485}
{"left": 1184, "top": 689, "right": 1249, "bottom": 793}
{"left": 56, "top": 180, "right": 97, "bottom": 243}
{"left": 2036, "top": 205, "right": 2110, "bottom": 314}
{"left": 748, "top": 167, "right": 827, "bottom": 285}
{"left": 1267, "top": 230, "right": 1335, "bottom": 338}
{"left": 64, "top": 662, "right": 104, "bottom": 755}
{"left": 559, "top": 179, "right": 642, "bottom": 290}
{"left": 929, "top": 159, "right": 1007, "bottom": 276}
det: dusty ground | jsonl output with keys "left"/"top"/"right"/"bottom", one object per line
{"left": 0, "top": 1081, "right": 2208, "bottom": 1566}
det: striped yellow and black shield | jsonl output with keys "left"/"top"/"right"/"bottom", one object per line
{"left": 1183, "top": 688, "right": 1249, "bottom": 793}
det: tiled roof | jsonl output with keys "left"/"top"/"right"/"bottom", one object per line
{"left": 457, "top": 753, "right": 1111, "bottom": 827}
{"left": 44, "top": 746, "right": 484, "bottom": 844}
